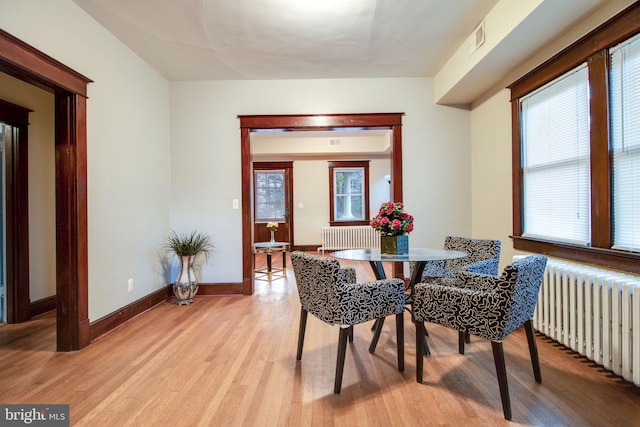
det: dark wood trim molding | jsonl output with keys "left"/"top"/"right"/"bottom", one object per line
{"left": 0, "top": 29, "right": 92, "bottom": 351}
{"left": 238, "top": 113, "right": 403, "bottom": 130}
{"left": 588, "top": 51, "right": 612, "bottom": 249}
{"left": 239, "top": 113, "right": 405, "bottom": 293}
{"left": 0, "top": 99, "right": 31, "bottom": 323}
{"left": 0, "top": 29, "right": 92, "bottom": 96}
{"left": 512, "top": 236, "right": 640, "bottom": 275}
{"left": 240, "top": 126, "right": 253, "bottom": 295}
{"left": 55, "top": 93, "right": 91, "bottom": 351}
{"left": 510, "top": 100, "right": 523, "bottom": 237}
{"left": 509, "top": 2, "right": 640, "bottom": 100}
{"left": 30, "top": 295, "right": 56, "bottom": 318}
{"left": 89, "top": 286, "right": 172, "bottom": 342}
{"left": 196, "top": 283, "right": 244, "bottom": 295}
{"left": 292, "top": 245, "right": 320, "bottom": 252}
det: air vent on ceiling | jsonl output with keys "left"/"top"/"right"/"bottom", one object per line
{"left": 329, "top": 139, "right": 341, "bottom": 146}
{"left": 469, "top": 20, "right": 485, "bottom": 55}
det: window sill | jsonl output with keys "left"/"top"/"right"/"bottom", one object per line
{"left": 511, "top": 235, "right": 640, "bottom": 275}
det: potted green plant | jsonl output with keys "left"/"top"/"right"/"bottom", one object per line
{"left": 164, "top": 230, "right": 213, "bottom": 305}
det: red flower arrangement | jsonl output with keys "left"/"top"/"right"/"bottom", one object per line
{"left": 370, "top": 201, "right": 414, "bottom": 236}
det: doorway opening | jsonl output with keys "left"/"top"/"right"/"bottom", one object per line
{"left": 0, "top": 29, "right": 92, "bottom": 351}
{"left": 239, "top": 113, "right": 404, "bottom": 295}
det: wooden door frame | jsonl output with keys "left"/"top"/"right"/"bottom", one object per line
{"left": 239, "top": 113, "right": 404, "bottom": 295}
{"left": 0, "top": 29, "right": 92, "bottom": 351}
{"left": 0, "top": 100, "right": 31, "bottom": 323}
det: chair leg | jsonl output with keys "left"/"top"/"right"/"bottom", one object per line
{"left": 296, "top": 308, "right": 308, "bottom": 360}
{"left": 465, "top": 332, "right": 471, "bottom": 344}
{"left": 335, "top": 326, "right": 351, "bottom": 394}
{"left": 491, "top": 341, "right": 512, "bottom": 421}
{"left": 415, "top": 320, "right": 426, "bottom": 383}
{"left": 458, "top": 330, "right": 465, "bottom": 355}
{"left": 396, "top": 313, "right": 404, "bottom": 372}
{"left": 369, "top": 317, "right": 385, "bottom": 353}
{"left": 422, "top": 322, "right": 431, "bottom": 357}
{"left": 423, "top": 336, "right": 431, "bottom": 356}
{"left": 524, "top": 319, "right": 542, "bottom": 383}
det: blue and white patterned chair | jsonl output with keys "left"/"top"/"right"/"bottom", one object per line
{"left": 412, "top": 254, "right": 547, "bottom": 420}
{"left": 291, "top": 251, "right": 406, "bottom": 394}
{"left": 410, "top": 236, "right": 501, "bottom": 282}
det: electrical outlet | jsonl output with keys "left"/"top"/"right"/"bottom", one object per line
{"left": 128, "top": 278, "right": 134, "bottom": 292}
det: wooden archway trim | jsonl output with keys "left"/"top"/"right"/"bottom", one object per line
{"left": 0, "top": 29, "right": 92, "bottom": 351}
{"left": 0, "top": 30, "right": 90, "bottom": 96}
{"left": 239, "top": 113, "right": 404, "bottom": 295}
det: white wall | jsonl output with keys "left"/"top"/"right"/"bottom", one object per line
{"left": 470, "top": 89, "right": 514, "bottom": 269}
{"left": 0, "top": 73, "right": 56, "bottom": 302}
{"left": 170, "top": 77, "right": 472, "bottom": 281}
{"left": 291, "top": 158, "right": 390, "bottom": 245}
{"left": 0, "top": 0, "right": 172, "bottom": 320}
{"left": 369, "top": 158, "right": 392, "bottom": 215}
{"left": 292, "top": 160, "right": 329, "bottom": 245}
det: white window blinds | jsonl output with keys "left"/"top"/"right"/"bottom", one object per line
{"left": 611, "top": 34, "right": 640, "bottom": 252}
{"left": 521, "top": 65, "right": 591, "bottom": 245}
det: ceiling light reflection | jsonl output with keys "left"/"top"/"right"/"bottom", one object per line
{"left": 287, "top": 0, "right": 371, "bottom": 15}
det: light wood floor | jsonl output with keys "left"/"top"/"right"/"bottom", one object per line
{"left": 1, "top": 253, "right": 639, "bottom": 426}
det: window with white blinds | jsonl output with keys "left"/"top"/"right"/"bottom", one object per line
{"left": 521, "top": 65, "right": 591, "bottom": 245}
{"left": 611, "top": 34, "right": 640, "bottom": 252}
{"left": 510, "top": 6, "right": 640, "bottom": 272}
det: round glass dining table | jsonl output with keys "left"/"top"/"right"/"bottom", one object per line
{"left": 331, "top": 248, "right": 467, "bottom": 356}
{"left": 330, "top": 248, "right": 467, "bottom": 290}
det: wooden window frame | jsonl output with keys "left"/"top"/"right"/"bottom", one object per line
{"left": 328, "top": 160, "right": 370, "bottom": 226}
{"left": 509, "top": 2, "right": 640, "bottom": 273}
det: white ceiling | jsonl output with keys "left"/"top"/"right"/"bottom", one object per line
{"left": 70, "top": 0, "right": 613, "bottom": 156}
{"left": 73, "top": 0, "right": 498, "bottom": 81}
{"left": 71, "top": 0, "right": 613, "bottom": 105}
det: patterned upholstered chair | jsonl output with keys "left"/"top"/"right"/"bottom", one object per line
{"left": 410, "top": 236, "right": 501, "bottom": 282}
{"left": 412, "top": 254, "right": 547, "bottom": 420}
{"left": 410, "top": 236, "right": 502, "bottom": 350}
{"left": 291, "top": 251, "right": 406, "bottom": 394}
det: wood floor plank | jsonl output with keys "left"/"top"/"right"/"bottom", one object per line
{"left": 1, "top": 252, "right": 639, "bottom": 426}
